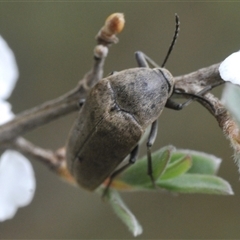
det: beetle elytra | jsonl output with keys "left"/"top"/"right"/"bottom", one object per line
{"left": 66, "top": 65, "right": 175, "bottom": 190}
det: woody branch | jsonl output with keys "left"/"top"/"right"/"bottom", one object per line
{"left": 0, "top": 13, "right": 239, "bottom": 183}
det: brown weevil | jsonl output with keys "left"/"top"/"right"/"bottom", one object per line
{"left": 66, "top": 15, "right": 214, "bottom": 194}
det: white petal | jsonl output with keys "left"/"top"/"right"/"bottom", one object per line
{"left": 0, "top": 36, "right": 19, "bottom": 100}
{"left": 0, "top": 99, "right": 14, "bottom": 125}
{"left": 219, "top": 50, "right": 240, "bottom": 85}
{"left": 0, "top": 150, "right": 35, "bottom": 222}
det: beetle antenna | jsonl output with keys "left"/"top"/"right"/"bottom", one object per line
{"left": 161, "top": 13, "right": 180, "bottom": 68}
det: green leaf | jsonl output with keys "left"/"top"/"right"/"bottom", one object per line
{"left": 107, "top": 189, "right": 143, "bottom": 237}
{"left": 160, "top": 155, "right": 192, "bottom": 180}
{"left": 222, "top": 83, "right": 240, "bottom": 127}
{"left": 171, "top": 150, "right": 221, "bottom": 175}
{"left": 115, "top": 146, "right": 174, "bottom": 189}
{"left": 157, "top": 173, "right": 234, "bottom": 195}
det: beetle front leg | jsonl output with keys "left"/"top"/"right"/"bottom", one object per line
{"left": 135, "top": 51, "right": 160, "bottom": 68}
{"left": 165, "top": 98, "right": 189, "bottom": 110}
{"left": 102, "top": 144, "right": 139, "bottom": 198}
{"left": 166, "top": 82, "right": 224, "bottom": 112}
{"left": 166, "top": 96, "right": 216, "bottom": 113}
{"left": 146, "top": 119, "right": 158, "bottom": 188}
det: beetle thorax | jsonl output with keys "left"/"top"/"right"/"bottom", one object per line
{"left": 108, "top": 68, "right": 173, "bottom": 129}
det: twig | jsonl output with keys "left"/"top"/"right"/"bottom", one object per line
{"left": 174, "top": 63, "right": 223, "bottom": 90}
{"left": 9, "top": 137, "right": 76, "bottom": 184}
{"left": 174, "top": 63, "right": 225, "bottom": 116}
{"left": 174, "top": 63, "right": 240, "bottom": 167}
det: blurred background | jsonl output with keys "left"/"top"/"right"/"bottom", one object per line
{"left": 0, "top": 2, "right": 240, "bottom": 239}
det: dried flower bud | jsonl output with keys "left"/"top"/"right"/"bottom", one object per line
{"left": 102, "top": 13, "right": 125, "bottom": 36}
{"left": 96, "top": 13, "right": 125, "bottom": 44}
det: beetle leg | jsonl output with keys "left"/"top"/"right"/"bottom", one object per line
{"left": 166, "top": 93, "right": 217, "bottom": 112}
{"left": 166, "top": 81, "right": 224, "bottom": 112}
{"left": 165, "top": 95, "right": 216, "bottom": 112}
{"left": 78, "top": 99, "right": 85, "bottom": 108}
{"left": 102, "top": 144, "right": 139, "bottom": 198}
{"left": 165, "top": 98, "right": 191, "bottom": 110}
{"left": 135, "top": 51, "right": 160, "bottom": 68}
{"left": 146, "top": 119, "right": 158, "bottom": 188}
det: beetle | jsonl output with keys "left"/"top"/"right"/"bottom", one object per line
{"left": 66, "top": 15, "right": 214, "bottom": 193}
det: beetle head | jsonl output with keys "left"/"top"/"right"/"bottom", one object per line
{"left": 154, "top": 68, "right": 175, "bottom": 97}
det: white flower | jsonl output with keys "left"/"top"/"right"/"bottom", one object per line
{"left": 219, "top": 50, "right": 240, "bottom": 85}
{"left": 0, "top": 99, "right": 14, "bottom": 125}
{"left": 0, "top": 35, "right": 36, "bottom": 222}
{"left": 0, "top": 36, "right": 18, "bottom": 100}
{"left": 0, "top": 151, "right": 35, "bottom": 221}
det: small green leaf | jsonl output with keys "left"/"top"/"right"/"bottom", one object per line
{"left": 222, "top": 83, "right": 240, "bottom": 127}
{"left": 115, "top": 146, "right": 174, "bottom": 189}
{"left": 158, "top": 173, "right": 234, "bottom": 195}
{"left": 160, "top": 155, "right": 192, "bottom": 180}
{"left": 171, "top": 150, "right": 221, "bottom": 175}
{"left": 107, "top": 189, "right": 143, "bottom": 237}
